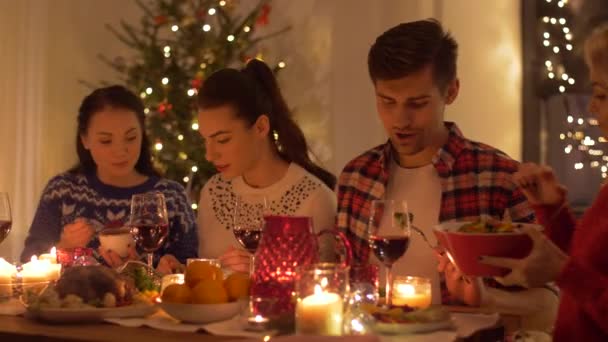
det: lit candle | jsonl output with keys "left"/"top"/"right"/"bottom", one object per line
{"left": 247, "top": 314, "right": 270, "bottom": 332}
{"left": 161, "top": 273, "right": 184, "bottom": 294}
{"left": 39, "top": 247, "right": 57, "bottom": 264}
{"left": 48, "top": 263, "right": 62, "bottom": 281}
{"left": 0, "top": 258, "right": 17, "bottom": 298}
{"left": 296, "top": 284, "right": 343, "bottom": 335}
{"left": 20, "top": 256, "right": 52, "bottom": 283}
{"left": 392, "top": 276, "right": 432, "bottom": 309}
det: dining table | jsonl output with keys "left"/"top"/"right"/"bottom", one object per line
{"left": 0, "top": 305, "right": 514, "bottom": 342}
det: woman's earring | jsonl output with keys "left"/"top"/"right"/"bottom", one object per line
{"left": 272, "top": 130, "right": 282, "bottom": 152}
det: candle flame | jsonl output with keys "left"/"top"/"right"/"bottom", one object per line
{"left": 50, "top": 247, "right": 56, "bottom": 255}
{"left": 396, "top": 284, "right": 416, "bottom": 296}
{"left": 30, "top": 255, "right": 38, "bottom": 262}
{"left": 314, "top": 284, "right": 323, "bottom": 295}
{"left": 320, "top": 277, "right": 328, "bottom": 288}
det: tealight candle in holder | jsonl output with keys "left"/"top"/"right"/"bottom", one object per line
{"left": 246, "top": 314, "right": 270, "bottom": 332}
{"left": 160, "top": 273, "right": 185, "bottom": 294}
{"left": 20, "top": 256, "right": 52, "bottom": 283}
{"left": 295, "top": 263, "right": 349, "bottom": 336}
{"left": 391, "top": 276, "right": 431, "bottom": 309}
{"left": 39, "top": 247, "right": 58, "bottom": 264}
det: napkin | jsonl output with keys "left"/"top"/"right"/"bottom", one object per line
{"left": 105, "top": 311, "right": 498, "bottom": 341}
{"left": 105, "top": 311, "right": 276, "bottom": 338}
{"left": 203, "top": 316, "right": 277, "bottom": 338}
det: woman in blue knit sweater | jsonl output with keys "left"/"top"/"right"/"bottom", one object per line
{"left": 21, "top": 86, "right": 198, "bottom": 273}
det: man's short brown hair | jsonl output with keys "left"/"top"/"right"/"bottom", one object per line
{"left": 368, "top": 19, "right": 458, "bottom": 92}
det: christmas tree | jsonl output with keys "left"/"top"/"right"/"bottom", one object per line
{"left": 100, "top": 0, "right": 288, "bottom": 207}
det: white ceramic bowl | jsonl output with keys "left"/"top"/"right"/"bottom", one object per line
{"left": 159, "top": 301, "right": 242, "bottom": 324}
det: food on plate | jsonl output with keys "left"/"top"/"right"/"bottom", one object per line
{"left": 27, "top": 265, "right": 153, "bottom": 309}
{"left": 161, "top": 260, "right": 248, "bottom": 304}
{"left": 55, "top": 266, "right": 132, "bottom": 306}
{"left": 223, "top": 272, "right": 250, "bottom": 301}
{"left": 361, "top": 304, "right": 450, "bottom": 324}
{"left": 458, "top": 220, "right": 518, "bottom": 234}
{"left": 118, "top": 262, "right": 160, "bottom": 301}
{"left": 192, "top": 279, "right": 228, "bottom": 304}
{"left": 185, "top": 260, "right": 223, "bottom": 287}
{"left": 161, "top": 284, "right": 192, "bottom": 304}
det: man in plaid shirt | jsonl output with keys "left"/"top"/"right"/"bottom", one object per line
{"left": 336, "top": 20, "right": 558, "bottom": 318}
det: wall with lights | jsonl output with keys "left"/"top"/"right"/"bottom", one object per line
{"left": 267, "top": 0, "right": 524, "bottom": 172}
{"left": 0, "top": 0, "right": 524, "bottom": 259}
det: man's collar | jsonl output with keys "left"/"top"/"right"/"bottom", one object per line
{"left": 380, "top": 122, "right": 467, "bottom": 176}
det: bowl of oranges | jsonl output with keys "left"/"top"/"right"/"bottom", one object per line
{"left": 158, "top": 260, "right": 249, "bottom": 324}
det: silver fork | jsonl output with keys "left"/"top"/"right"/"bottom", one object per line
{"left": 410, "top": 225, "right": 437, "bottom": 249}
{"left": 410, "top": 223, "right": 470, "bottom": 283}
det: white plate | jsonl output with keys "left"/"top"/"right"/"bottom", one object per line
{"left": 27, "top": 303, "right": 157, "bottom": 323}
{"left": 374, "top": 318, "right": 455, "bottom": 335}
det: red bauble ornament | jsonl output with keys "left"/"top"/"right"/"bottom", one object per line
{"left": 191, "top": 78, "right": 203, "bottom": 89}
{"left": 154, "top": 15, "right": 168, "bottom": 26}
{"left": 196, "top": 8, "right": 207, "bottom": 19}
{"left": 157, "top": 102, "right": 173, "bottom": 118}
{"left": 256, "top": 4, "right": 271, "bottom": 27}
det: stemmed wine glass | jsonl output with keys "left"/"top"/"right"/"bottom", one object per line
{"left": 0, "top": 193, "right": 11, "bottom": 245}
{"left": 129, "top": 192, "right": 169, "bottom": 273}
{"left": 368, "top": 199, "right": 411, "bottom": 306}
{"left": 233, "top": 194, "right": 268, "bottom": 274}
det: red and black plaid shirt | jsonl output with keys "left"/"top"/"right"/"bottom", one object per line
{"left": 337, "top": 122, "right": 535, "bottom": 265}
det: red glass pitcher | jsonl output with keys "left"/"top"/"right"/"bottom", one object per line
{"left": 250, "top": 215, "right": 352, "bottom": 326}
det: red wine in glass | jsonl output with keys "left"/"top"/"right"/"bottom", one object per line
{"left": 233, "top": 195, "right": 269, "bottom": 274}
{"left": 131, "top": 223, "right": 169, "bottom": 252}
{"left": 368, "top": 200, "right": 411, "bottom": 307}
{"left": 233, "top": 227, "right": 263, "bottom": 254}
{"left": 129, "top": 192, "right": 169, "bottom": 273}
{"left": 369, "top": 235, "right": 410, "bottom": 266}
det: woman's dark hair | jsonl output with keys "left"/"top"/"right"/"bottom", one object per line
{"left": 69, "top": 85, "right": 160, "bottom": 177}
{"left": 368, "top": 19, "right": 458, "bottom": 92}
{"left": 197, "top": 59, "right": 336, "bottom": 189}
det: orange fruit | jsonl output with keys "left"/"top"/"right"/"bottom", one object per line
{"left": 185, "top": 261, "right": 223, "bottom": 287}
{"left": 224, "top": 272, "right": 250, "bottom": 301}
{"left": 161, "top": 284, "right": 192, "bottom": 304}
{"left": 191, "top": 279, "right": 228, "bottom": 304}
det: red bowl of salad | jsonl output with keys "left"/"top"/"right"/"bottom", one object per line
{"left": 433, "top": 221, "right": 543, "bottom": 277}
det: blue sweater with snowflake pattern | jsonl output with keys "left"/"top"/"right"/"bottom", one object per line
{"left": 21, "top": 172, "right": 198, "bottom": 264}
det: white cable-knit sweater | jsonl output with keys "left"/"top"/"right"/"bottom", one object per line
{"left": 197, "top": 163, "right": 336, "bottom": 260}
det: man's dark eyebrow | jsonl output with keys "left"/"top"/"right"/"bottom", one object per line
{"left": 375, "top": 92, "right": 430, "bottom": 102}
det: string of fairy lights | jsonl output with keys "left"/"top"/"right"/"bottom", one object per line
{"left": 133, "top": 0, "right": 286, "bottom": 209}
{"left": 541, "top": 0, "right": 607, "bottom": 178}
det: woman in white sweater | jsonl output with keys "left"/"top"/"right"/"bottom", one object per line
{"left": 196, "top": 59, "right": 337, "bottom": 273}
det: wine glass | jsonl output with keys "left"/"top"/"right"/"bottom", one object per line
{"left": 129, "top": 192, "right": 169, "bottom": 273}
{"left": 368, "top": 199, "right": 411, "bottom": 307}
{"left": 233, "top": 194, "right": 268, "bottom": 274}
{"left": 0, "top": 193, "right": 11, "bottom": 245}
